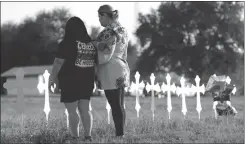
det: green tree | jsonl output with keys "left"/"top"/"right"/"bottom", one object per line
{"left": 33, "top": 8, "right": 71, "bottom": 64}
{"left": 127, "top": 41, "right": 139, "bottom": 81}
{"left": 11, "top": 18, "right": 43, "bottom": 66}
{"left": 135, "top": 2, "right": 244, "bottom": 84}
{"left": 1, "top": 22, "right": 20, "bottom": 73}
{"left": 1, "top": 7, "right": 71, "bottom": 71}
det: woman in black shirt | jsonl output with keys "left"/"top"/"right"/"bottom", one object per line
{"left": 49, "top": 17, "right": 95, "bottom": 141}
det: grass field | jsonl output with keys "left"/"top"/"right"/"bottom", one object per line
{"left": 1, "top": 95, "right": 244, "bottom": 143}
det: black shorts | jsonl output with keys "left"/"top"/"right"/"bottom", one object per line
{"left": 58, "top": 67, "right": 95, "bottom": 103}
{"left": 60, "top": 86, "right": 93, "bottom": 103}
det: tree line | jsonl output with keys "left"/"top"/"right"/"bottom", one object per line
{"left": 1, "top": 2, "right": 244, "bottom": 94}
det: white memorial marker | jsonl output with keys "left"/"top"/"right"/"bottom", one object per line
{"left": 191, "top": 75, "right": 205, "bottom": 120}
{"left": 176, "top": 77, "right": 188, "bottom": 118}
{"left": 232, "top": 86, "right": 236, "bottom": 95}
{"left": 225, "top": 76, "right": 231, "bottom": 84}
{"left": 4, "top": 68, "right": 26, "bottom": 132}
{"left": 106, "top": 100, "right": 111, "bottom": 124}
{"left": 161, "top": 73, "right": 176, "bottom": 120}
{"left": 225, "top": 76, "right": 237, "bottom": 95}
{"left": 146, "top": 73, "right": 161, "bottom": 121}
{"left": 16, "top": 68, "right": 25, "bottom": 133}
{"left": 37, "top": 70, "right": 51, "bottom": 124}
{"left": 130, "top": 71, "right": 145, "bottom": 118}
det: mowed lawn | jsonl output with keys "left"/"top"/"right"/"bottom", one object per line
{"left": 1, "top": 94, "right": 244, "bottom": 143}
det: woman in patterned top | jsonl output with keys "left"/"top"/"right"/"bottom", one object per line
{"left": 93, "top": 4, "right": 130, "bottom": 137}
{"left": 49, "top": 17, "right": 95, "bottom": 142}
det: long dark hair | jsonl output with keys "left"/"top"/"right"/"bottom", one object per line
{"left": 63, "top": 16, "right": 91, "bottom": 43}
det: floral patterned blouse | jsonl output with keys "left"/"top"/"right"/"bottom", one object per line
{"left": 95, "top": 21, "right": 130, "bottom": 90}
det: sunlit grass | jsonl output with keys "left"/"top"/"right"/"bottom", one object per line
{"left": 1, "top": 95, "right": 244, "bottom": 143}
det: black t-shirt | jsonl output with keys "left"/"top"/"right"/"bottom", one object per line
{"left": 56, "top": 40, "right": 96, "bottom": 87}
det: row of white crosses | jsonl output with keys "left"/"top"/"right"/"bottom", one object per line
{"left": 129, "top": 72, "right": 236, "bottom": 121}
{"left": 10, "top": 68, "right": 236, "bottom": 132}
{"left": 11, "top": 68, "right": 198, "bottom": 129}
{"left": 129, "top": 72, "right": 206, "bottom": 120}
{"left": 36, "top": 70, "right": 234, "bottom": 126}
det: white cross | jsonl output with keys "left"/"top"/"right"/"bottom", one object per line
{"left": 3, "top": 68, "right": 26, "bottom": 133}
{"left": 14, "top": 68, "right": 25, "bottom": 133}
{"left": 231, "top": 86, "right": 236, "bottom": 95}
{"left": 106, "top": 100, "right": 111, "bottom": 124}
{"left": 161, "top": 73, "right": 176, "bottom": 120}
{"left": 176, "top": 77, "right": 188, "bottom": 118}
{"left": 37, "top": 70, "right": 51, "bottom": 124}
{"left": 146, "top": 73, "right": 161, "bottom": 121}
{"left": 130, "top": 71, "right": 145, "bottom": 118}
{"left": 191, "top": 75, "right": 205, "bottom": 120}
{"left": 3, "top": 68, "right": 25, "bottom": 114}
{"left": 225, "top": 76, "right": 231, "bottom": 84}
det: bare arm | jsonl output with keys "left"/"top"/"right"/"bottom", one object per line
{"left": 94, "top": 29, "right": 117, "bottom": 65}
{"left": 50, "top": 58, "right": 65, "bottom": 81}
